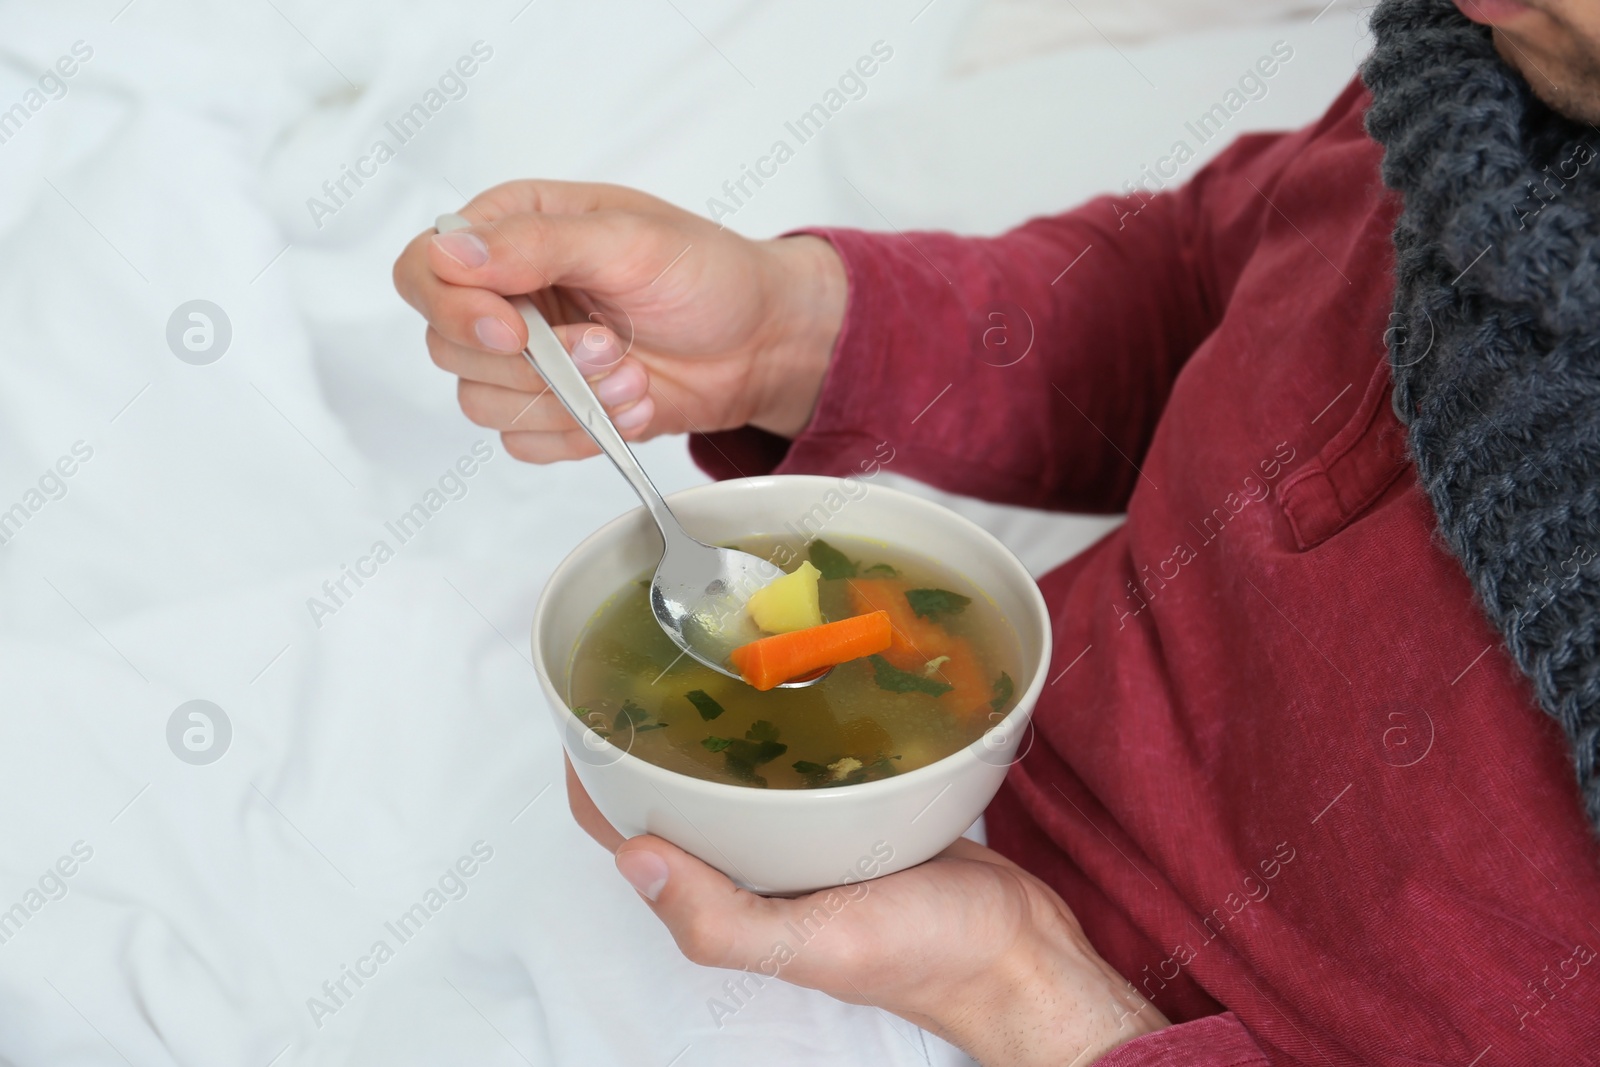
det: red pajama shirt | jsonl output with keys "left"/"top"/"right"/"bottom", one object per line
{"left": 690, "top": 79, "right": 1600, "bottom": 1064}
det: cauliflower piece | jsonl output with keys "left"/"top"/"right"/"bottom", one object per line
{"left": 827, "top": 756, "right": 863, "bottom": 782}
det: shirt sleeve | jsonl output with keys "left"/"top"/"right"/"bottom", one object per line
{"left": 690, "top": 121, "right": 1325, "bottom": 513}
{"left": 1095, "top": 1013, "right": 1271, "bottom": 1067}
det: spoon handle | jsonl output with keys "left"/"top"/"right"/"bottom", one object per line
{"left": 435, "top": 213, "right": 688, "bottom": 543}
{"left": 512, "top": 295, "right": 686, "bottom": 535}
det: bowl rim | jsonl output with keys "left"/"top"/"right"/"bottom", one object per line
{"left": 531, "top": 474, "right": 1053, "bottom": 805}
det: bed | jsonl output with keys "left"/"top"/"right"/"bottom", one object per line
{"left": 0, "top": 1, "right": 1369, "bottom": 1062}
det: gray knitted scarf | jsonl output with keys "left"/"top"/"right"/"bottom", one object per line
{"left": 1364, "top": 0, "right": 1600, "bottom": 834}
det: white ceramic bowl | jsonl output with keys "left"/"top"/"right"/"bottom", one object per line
{"left": 532, "top": 475, "right": 1052, "bottom": 894}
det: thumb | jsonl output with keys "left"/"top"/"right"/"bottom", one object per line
{"left": 428, "top": 210, "right": 638, "bottom": 297}
{"left": 614, "top": 836, "right": 784, "bottom": 971}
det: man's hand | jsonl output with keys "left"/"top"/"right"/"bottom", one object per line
{"left": 393, "top": 180, "right": 846, "bottom": 462}
{"left": 567, "top": 761, "right": 1169, "bottom": 1066}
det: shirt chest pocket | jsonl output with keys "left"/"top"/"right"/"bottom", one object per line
{"left": 1276, "top": 356, "right": 1412, "bottom": 550}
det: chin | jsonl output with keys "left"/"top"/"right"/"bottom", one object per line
{"left": 1495, "top": 30, "right": 1600, "bottom": 122}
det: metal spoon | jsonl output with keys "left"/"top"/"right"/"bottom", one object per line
{"left": 435, "top": 213, "right": 829, "bottom": 688}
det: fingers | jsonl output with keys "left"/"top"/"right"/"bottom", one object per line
{"left": 459, "top": 178, "right": 665, "bottom": 224}
{"left": 427, "top": 210, "right": 642, "bottom": 301}
{"left": 432, "top": 320, "right": 631, "bottom": 394}
{"left": 499, "top": 399, "right": 656, "bottom": 464}
{"left": 501, "top": 428, "right": 603, "bottom": 464}
{"left": 392, "top": 179, "right": 685, "bottom": 466}
{"left": 435, "top": 324, "right": 659, "bottom": 462}
{"left": 394, "top": 229, "right": 529, "bottom": 356}
{"left": 565, "top": 758, "right": 625, "bottom": 852}
{"left": 460, "top": 375, "right": 653, "bottom": 434}
{"left": 392, "top": 179, "right": 672, "bottom": 360}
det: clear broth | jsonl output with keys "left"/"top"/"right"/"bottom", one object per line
{"left": 565, "top": 535, "right": 1020, "bottom": 790}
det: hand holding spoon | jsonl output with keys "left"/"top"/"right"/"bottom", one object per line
{"left": 435, "top": 213, "right": 828, "bottom": 688}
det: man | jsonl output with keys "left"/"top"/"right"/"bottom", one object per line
{"left": 393, "top": 0, "right": 1600, "bottom": 1062}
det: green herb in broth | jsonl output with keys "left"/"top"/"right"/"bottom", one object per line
{"left": 614, "top": 700, "right": 668, "bottom": 734}
{"left": 566, "top": 534, "right": 1019, "bottom": 789}
{"left": 990, "top": 672, "right": 1015, "bottom": 715}
{"left": 702, "top": 720, "right": 789, "bottom": 786}
{"left": 868, "top": 655, "right": 954, "bottom": 696}
{"left": 685, "top": 689, "right": 726, "bottom": 721}
{"left": 807, "top": 539, "right": 858, "bottom": 580}
{"left": 793, "top": 753, "right": 902, "bottom": 787}
{"left": 904, "top": 588, "right": 972, "bottom": 621}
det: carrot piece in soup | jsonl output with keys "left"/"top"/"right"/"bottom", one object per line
{"left": 846, "top": 578, "right": 951, "bottom": 669}
{"left": 729, "top": 610, "right": 893, "bottom": 691}
{"left": 848, "top": 578, "right": 991, "bottom": 715}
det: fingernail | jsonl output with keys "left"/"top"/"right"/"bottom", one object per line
{"left": 612, "top": 396, "right": 654, "bottom": 432}
{"left": 474, "top": 317, "right": 521, "bottom": 354}
{"left": 571, "top": 327, "right": 624, "bottom": 373}
{"left": 432, "top": 231, "right": 489, "bottom": 268}
{"left": 616, "top": 850, "right": 669, "bottom": 902}
{"left": 593, "top": 364, "right": 645, "bottom": 406}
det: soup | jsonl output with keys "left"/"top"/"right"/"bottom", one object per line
{"left": 566, "top": 535, "right": 1020, "bottom": 789}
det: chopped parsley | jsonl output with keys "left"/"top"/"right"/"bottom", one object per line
{"left": 808, "top": 539, "right": 858, "bottom": 580}
{"left": 685, "top": 689, "right": 726, "bottom": 721}
{"left": 704, "top": 721, "right": 789, "bottom": 786}
{"left": 990, "top": 672, "right": 1015, "bottom": 715}
{"left": 868, "top": 655, "right": 954, "bottom": 696}
{"left": 904, "top": 587, "right": 972, "bottom": 621}
{"left": 614, "top": 700, "right": 668, "bottom": 734}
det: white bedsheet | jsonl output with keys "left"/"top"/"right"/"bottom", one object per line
{"left": 0, "top": 1, "right": 1369, "bottom": 1063}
